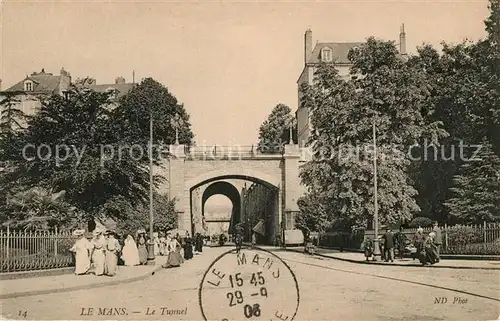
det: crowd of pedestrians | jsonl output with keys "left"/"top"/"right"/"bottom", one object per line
{"left": 70, "top": 228, "right": 206, "bottom": 276}
{"left": 69, "top": 228, "right": 122, "bottom": 276}
{"left": 363, "top": 222, "right": 443, "bottom": 266}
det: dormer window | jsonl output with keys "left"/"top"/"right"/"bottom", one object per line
{"left": 24, "top": 80, "right": 33, "bottom": 91}
{"left": 321, "top": 47, "right": 333, "bottom": 62}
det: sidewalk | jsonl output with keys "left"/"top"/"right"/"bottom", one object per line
{"left": 0, "top": 256, "right": 167, "bottom": 300}
{"left": 284, "top": 247, "right": 500, "bottom": 270}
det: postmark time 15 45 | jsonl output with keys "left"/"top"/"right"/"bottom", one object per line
{"left": 198, "top": 247, "right": 300, "bottom": 321}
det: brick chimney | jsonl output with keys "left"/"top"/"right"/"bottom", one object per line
{"left": 305, "top": 29, "right": 312, "bottom": 64}
{"left": 59, "top": 67, "right": 72, "bottom": 94}
{"left": 115, "top": 77, "right": 126, "bottom": 84}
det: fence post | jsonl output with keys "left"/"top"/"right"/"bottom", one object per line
{"left": 444, "top": 223, "right": 448, "bottom": 250}
{"left": 6, "top": 225, "right": 10, "bottom": 272}
{"left": 483, "top": 221, "right": 487, "bottom": 249}
{"left": 54, "top": 226, "right": 58, "bottom": 257}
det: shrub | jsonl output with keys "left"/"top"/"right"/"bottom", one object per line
{"left": 408, "top": 217, "right": 433, "bottom": 228}
{"left": 443, "top": 243, "right": 500, "bottom": 255}
{"left": 446, "top": 225, "right": 483, "bottom": 247}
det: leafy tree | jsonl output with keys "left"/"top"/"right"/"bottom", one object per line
{"left": 257, "top": 104, "right": 297, "bottom": 153}
{"left": 484, "top": 0, "right": 500, "bottom": 154}
{"left": 296, "top": 193, "right": 329, "bottom": 234}
{"left": 115, "top": 78, "right": 194, "bottom": 149}
{"left": 1, "top": 77, "right": 186, "bottom": 230}
{"left": 2, "top": 86, "right": 150, "bottom": 223}
{"left": 445, "top": 143, "right": 500, "bottom": 224}
{"left": 300, "top": 39, "right": 446, "bottom": 228}
{"left": 0, "top": 92, "right": 28, "bottom": 220}
{"left": 111, "top": 193, "right": 178, "bottom": 236}
{"left": 408, "top": 216, "right": 433, "bottom": 228}
{"left": 407, "top": 1, "right": 500, "bottom": 222}
{"left": 5, "top": 187, "right": 77, "bottom": 230}
{"left": 0, "top": 91, "right": 25, "bottom": 137}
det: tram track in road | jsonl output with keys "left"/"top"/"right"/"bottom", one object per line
{"left": 282, "top": 257, "right": 500, "bottom": 303}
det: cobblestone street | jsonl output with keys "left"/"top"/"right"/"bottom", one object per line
{"left": 1, "top": 247, "right": 498, "bottom": 320}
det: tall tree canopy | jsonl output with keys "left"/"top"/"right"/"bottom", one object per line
{"left": 299, "top": 1, "right": 500, "bottom": 229}
{"left": 257, "top": 104, "right": 297, "bottom": 153}
{"left": 115, "top": 77, "right": 194, "bottom": 148}
{"left": 0, "top": 92, "right": 25, "bottom": 137}
{"left": 300, "top": 38, "right": 446, "bottom": 229}
{"left": 408, "top": 0, "right": 500, "bottom": 223}
{"left": 0, "top": 77, "right": 193, "bottom": 229}
{"left": 445, "top": 143, "right": 500, "bottom": 224}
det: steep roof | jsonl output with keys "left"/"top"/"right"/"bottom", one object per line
{"left": 308, "top": 42, "right": 363, "bottom": 65}
{"left": 87, "top": 83, "right": 134, "bottom": 99}
{"left": 4, "top": 72, "right": 62, "bottom": 94}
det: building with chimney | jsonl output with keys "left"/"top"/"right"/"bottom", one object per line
{"left": 1, "top": 68, "right": 72, "bottom": 117}
{"left": 0, "top": 70, "right": 136, "bottom": 127}
{"left": 296, "top": 25, "right": 408, "bottom": 149}
{"left": 84, "top": 76, "right": 135, "bottom": 102}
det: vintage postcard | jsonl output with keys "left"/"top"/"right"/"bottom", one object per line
{"left": 0, "top": 0, "right": 499, "bottom": 320}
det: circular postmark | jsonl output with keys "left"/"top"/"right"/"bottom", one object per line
{"left": 198, "top": 246, "right": 300, "bottom": 321}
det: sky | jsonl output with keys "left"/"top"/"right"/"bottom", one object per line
{"left": 0, "top": 0, "right": 490, "bottom": 147}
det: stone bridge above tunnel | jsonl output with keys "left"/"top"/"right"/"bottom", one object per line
{"left": 156, "top": 143, "right": 305, "bottom": 244}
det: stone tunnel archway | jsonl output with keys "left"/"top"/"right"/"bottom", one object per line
{"left": 201, "top": 181, "right": 241, "bottom": 235}
{"left": 187, "top": 170, "right": 282, "bottom": 241}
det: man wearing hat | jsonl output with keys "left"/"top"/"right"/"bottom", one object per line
{"left": 432, "top": 221, "right": 442, "bottom": 262}
{"left": 91, "top": 228, "right": 106, "bottom": 276}
{"left": 70, "top": 229, "right": 92, "bottom": 275}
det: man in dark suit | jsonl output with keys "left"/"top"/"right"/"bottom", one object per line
{"left": 433, "top": 222, "right": 443, "bottom": 262}
{"left": 383, "top": 228, "right": 394, "bottom": 262}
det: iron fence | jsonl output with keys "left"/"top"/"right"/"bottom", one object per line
{"left": 182, "top": 145, "right": 283, "bottom": 158}
{"left": 320, "top": 222, "right": 500, "bottom": 255}
{"left": 0, "top": 227, "right": 77, "bottom": 273}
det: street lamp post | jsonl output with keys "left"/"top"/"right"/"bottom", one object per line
{"left": 173, "top": 112, "right": 182, "bottom": 146}
{"left": 146, "top": 112, "right": 155, "bottom": 265}
{"left": 372, "top": 119, "right": 381, "bottom": 261}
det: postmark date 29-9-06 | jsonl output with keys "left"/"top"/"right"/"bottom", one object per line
{"left": 198, "top": 247, "right": 300, "bottom": 321}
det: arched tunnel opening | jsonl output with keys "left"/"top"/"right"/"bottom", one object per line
{"left": 202, "top": 181, "right": 241, "bottom": 237}
{"left": 189, "top": 177, "right": 280, "bottom": 246}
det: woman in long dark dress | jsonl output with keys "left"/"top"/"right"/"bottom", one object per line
{"left": 195, "top": 233, "right": 203, "bottom": 253}
{"left": 234, "top": 233, "right": 243, "bottom": 254}
{"left": 363, "top": 237, "right": 374, "bottom": 261}
{"left": 162, "top": 236, "right": 183, "bottom": 268}
{"left": 421, "top": 232, "right": 438, "bottom": 265}
{"left": 183, "top": 235, "right": 194, "bottom": 260}
{"left": 173, "top": 234, "right": 184, "bottom": 264}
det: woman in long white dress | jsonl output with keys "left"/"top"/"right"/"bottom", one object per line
{"left": 91, "top": 229, "right": 107, "bottom": 276}
{"left": 158, "top": 232, "right": 166, "bottom": 256}
{"left": 104, "top": 231, "right": 121, "bottom": 276}
{"left": 70, "top": 229, "right": 93, "bottom": 275}
{"left": 153, "top": 232, "right": 160, "bottom": 256}
{"left": 122, "top": 235, "right": 140, "bottom": 266}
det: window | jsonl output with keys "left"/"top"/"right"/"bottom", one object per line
{"left": 24, "top": 81, "right": 33, "bottom": 91}
{"left": 321, "top": 47, "right": 333, "bottom": 62}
